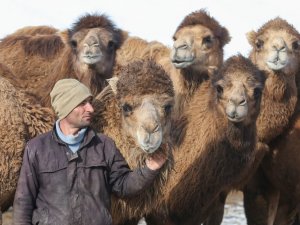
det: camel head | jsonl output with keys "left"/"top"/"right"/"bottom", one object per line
{"left": 213, "top": 55, "right": 265, "bottom": 125}
{"left": 171, "top": 9, "right": 230, "bottom": 72}
{"left": 114, "top": 60, "right": 174, "bottom": 154}
{"left": 247, "top": 17, "right": 300, "bottom": 75}
{"left": 68, "top": 13, "right": 123, "bottom": 78}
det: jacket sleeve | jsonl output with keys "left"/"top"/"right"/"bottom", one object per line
{"left": 13, "top": 144, "right": 39, "bottom": 225}
{"left": 107, "top": 141, "right": 159, "bottom": 198}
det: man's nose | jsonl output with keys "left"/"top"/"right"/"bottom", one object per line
{"left": 85, "top": 102, "right": 94, "bottom": 112}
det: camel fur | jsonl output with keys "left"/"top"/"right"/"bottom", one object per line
{"left": 0, "top": 63, "right": 55, "bottom": 217}
{"left": 0, "top": 13, "right": 126, "bottom": 107}
{"left": 239, "top": 17, "right": 300, "bottom": 225}
{"left": 143, "top": 55, "right": 265, "bottom": 225}
{"left": 115, "top": 10, "right": 230, "bottom": 118}
{"left": 92, "top": 60, "right": 175, "bottom": 225}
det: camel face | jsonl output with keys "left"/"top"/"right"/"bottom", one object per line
{"left": 71, "top": 27, "right": 116, "bottom": 76}
{"left": 120, "top": 94, "right": 174, "bottom": 153}
{"left": 247, "top": 20, "right": 300, "bottom": 75}
{"left": 171, "top": 24, "right": 222, "bottom": 71}
{"left": 215, "top": 63, "right": 264, "bottom": 124}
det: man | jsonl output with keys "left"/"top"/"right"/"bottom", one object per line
{"left": 13, "top": 79, "right": 166, "bottom": 225}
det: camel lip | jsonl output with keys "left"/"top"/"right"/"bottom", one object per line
{"left": 82, "top": 54, "right": 102, "bottom": 59}
{"left": 172, "top": 59, "right": 194, "bottom": 68}
{"left": 267, "top": 60, "right": 287, "bottom": 70}
{"left": 141, "top": 144, "right": 160, "bottom": 153}
{"left": 82, "top": 55, "right": 102, "bottom": 64}
{"left": 227, "top": 116, "right": 245, "bottom": 123}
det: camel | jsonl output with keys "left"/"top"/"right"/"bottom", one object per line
{"left": 115, "top": 10, "right": 230, "bottom": 118}
{"left": 91, "top": 60, "right": 175, "bottom": 225}
{"left": 0, "top": 63, "right": 55, "bottom": 221}
{"left": 139, "top": 55, "right": 265, "bottom": 225}
{"left": 242, "top": 17, "right": 300, "bottom": 225}
{"left": 1, "top": 60, "right": 175, "bottom": 225}
{"left": 0, "top": 13, "right": 126, "bottom": 106}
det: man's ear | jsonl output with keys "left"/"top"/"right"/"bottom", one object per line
{"left": 106, "top": 77, "right": 119, "bottom": 95}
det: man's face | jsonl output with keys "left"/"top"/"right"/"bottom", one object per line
{"left": 65, "top": 97, "right": 94, "bottom": 129}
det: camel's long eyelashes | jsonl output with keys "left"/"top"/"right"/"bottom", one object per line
{"left": 122, "top": 103, "right": 133, "bottom": 116}
{"left": 70, "top": 39, "right": 78, "bottom": 50}
{"left": 292, "top": 40, "right": 300, "bottom": 50}
{"left": 215, "top": 84, "right": 223, "bottom": 97}
{"left": 164, "top": 104, "right": 173, "bottom": 115}
{"left": 107, "top": 40, "right": 115, "bottom": 51}
{"left": 203, "top": 35, "right": 213, "bottom": 46}
{"left": 255, "top": 39, "right": 264, "bottom": 50}
{"left": 253, "top": 87, "right": 262, "bottom": 100}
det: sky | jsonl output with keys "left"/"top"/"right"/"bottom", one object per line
{"left": 0, "top": 0, "right": 299, "bottom": 59}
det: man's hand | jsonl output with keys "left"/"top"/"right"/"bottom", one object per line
{"left": 145, "top": 153, "right": 167, "bottom": 171}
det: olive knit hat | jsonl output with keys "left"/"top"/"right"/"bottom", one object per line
{"left": 50, "top": 79, "right": 92, "bottom": 120}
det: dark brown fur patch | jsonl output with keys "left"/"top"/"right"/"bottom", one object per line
{"left": 23, "top": 35, "right": 64, "bottom": 58}
{"left": 69, "top": 13, "right": 123, "bottom": 49}
{"left": 116, "top": 60, "right": 174, "bottom": 100}
{"left": 0, "top": 34, "right": 64, "bottom": 58}
{"left": 213, "top": 54, "right": 265, "bottom": 87}
{"left": 257, "top": 17, "right": 300, "bottom": 38}
{"left": 174, "top": 9, "right": 231, "bottom": 47}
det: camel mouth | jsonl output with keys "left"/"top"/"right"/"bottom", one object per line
{"left": 266, "top": 60, "right": 287, "bottom": 71}
{"left": 227, "top": 115, "right": 245, "bottom": 123}
{"left": 82, "top": 54, "right": 102, "bottom": 64}
{"left": 172, "top": 59, "right": 194, "bottom": 68}
{"left": 140, "top": 144, "right": 161, "bottom": 154}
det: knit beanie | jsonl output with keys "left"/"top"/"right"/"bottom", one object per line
{"left": 50, "top": 79, "right": 92, "bottom": 120}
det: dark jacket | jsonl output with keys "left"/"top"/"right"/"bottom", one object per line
{"left": 13, "top": 127, "right": 159, "bottom": 225}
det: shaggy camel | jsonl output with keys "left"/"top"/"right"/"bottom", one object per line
{"left": 0, "top": 13, "right": 125, "bottom": 106}
{"left": 115, "top": 10, "right": 230, "bottom": 118}
{"left": 242, "top": 18, "right": 300, "bottom": 225}
{"left": 140, "top": 55, "right": 265, "bottom": 225}
{"left": 91, "top": 60, "right": 175, "bottom": 225}
{"left": 0, "top": 63, "right": 55, "bottom": 220}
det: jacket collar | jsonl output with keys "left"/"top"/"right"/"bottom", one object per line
{"left": 52, "top": 124, "right": 97, "bottom": 148}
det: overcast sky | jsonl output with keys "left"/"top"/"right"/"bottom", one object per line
{"left": 0, "top": 0, "right": 299, "bottom": 59}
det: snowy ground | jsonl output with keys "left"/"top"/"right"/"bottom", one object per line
{"left": 2, "top": 192, "right": 246, "bottom": 225}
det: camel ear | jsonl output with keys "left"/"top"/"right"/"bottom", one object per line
{"left": 107, "top": 77, "right": 119, "bottom": 95}
{"left": 246, "top": 31, "right": 257, "bottom": 46}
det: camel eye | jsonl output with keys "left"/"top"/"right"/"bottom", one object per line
{"left": 253, "top": 87, "right": 262, "bottom": 100}
{"left": 108, "top": 41, "right": 115, "bottom": 51}
{"left": 70, "top": 39, "right": 77, "bottom": 49}
{"left": 292, "top": 41, "right": 299, "bottom": 50}
{"left": 216, "top": 85, "right": 223, "bottom": 96}
{"left": 164, "top": 104, "right": 173, "bottom": 115}
{"left": 203, "top": 35, "right": 213, "bottom": 45}
{"left": 255, "top": 39, "right": 264, "bottom": 50}
{"left": 122, "top": 103, "right": 133, "bottom": 116}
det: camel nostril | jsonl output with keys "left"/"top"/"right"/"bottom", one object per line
{"left": 239, "top": 99, "right": 247, "bottom": 106}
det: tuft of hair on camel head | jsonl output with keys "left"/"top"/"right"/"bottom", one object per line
{"left": 174, "top": 9, "right": 231, "bottom": 47}
{"left": 68, "top": 12, "right": 123, "bottom": 48}
{"left": 212, "top": 54, "right": 266, "bottom": 87}
{"left": 257, "top": 17, "right": 300, "bottom": 38}
{"left": 116, "top": 60, "right": 175, "bottom": 99}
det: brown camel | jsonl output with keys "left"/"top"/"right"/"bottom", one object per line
{"left": 242, "top": 17, "right": 300, "bottom": 225}
{"left": 142, "top": 55, "right": 265, "bottom": 225}
{"left": 0, "top": 13, "right": 125, "bottom": 106}
{"left": 0, "top": 63, "right": 55, "bottom": 221}
{"left": 115, "top": 9, "right": 230, "bottom": 118}
{"left": 91, "top": 60, "right": 175, "bottom": 225}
